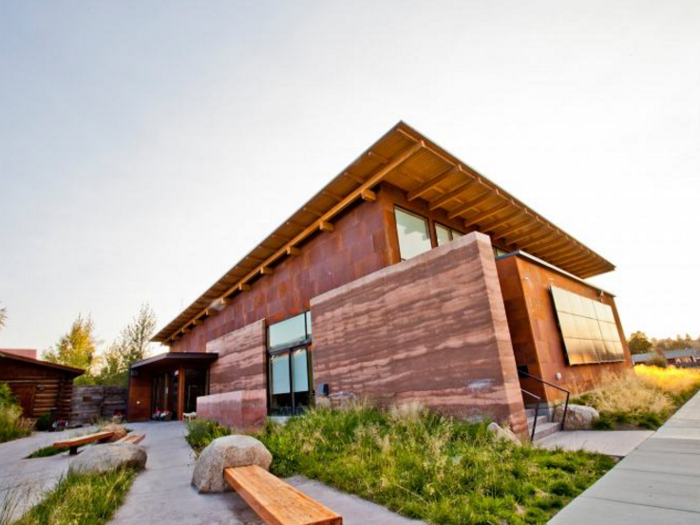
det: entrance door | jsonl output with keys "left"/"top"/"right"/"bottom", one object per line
{"left": 10, "top": 384, "right": 36, "bottom": 418}
{"left": 269, "top": 346, "right": 312, "bottom": 415}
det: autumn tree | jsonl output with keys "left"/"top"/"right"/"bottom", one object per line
{"left": 0, "top": 303, "right": 7, "bottom": 333}
{"left": 45, "top": 314, "right": 100, "bottom": 384}
{"left": 627, "top": 331, "right": 653, "bottom": 355}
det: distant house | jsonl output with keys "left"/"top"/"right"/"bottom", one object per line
{"left": 632, "top": 348, "right": 698, "bottom": 366}
{"left": 0, "top": 350, "right": 84, "bottom": 420}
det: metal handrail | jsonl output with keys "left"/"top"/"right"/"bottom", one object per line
{"left": 518, "top": 370, "right": 570, "bottom": 431}
{"left": 521, "top": 388, "right": 542, "bottom": 442}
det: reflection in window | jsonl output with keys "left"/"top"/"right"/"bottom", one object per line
{"left": 435, "top": 224, "right": 464, "bottom": 246}
{"left": 271, "top": 354, "right": 291, "bottom": 395}
{"left": 292, "top": 349, "right": 309, "bottom": 393}
{"left": 395, "top": 208, "right": 431, "bottom": 260}
{"left": 268, "top": 312, "right": 309, "bottom": 351}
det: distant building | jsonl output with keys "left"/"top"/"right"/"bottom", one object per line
{"left": 0, "top": 350, "right": 84, "bottom": 420}
{"left": 129, "top": 122, "right": 633, "bottom": 437}
{"left": 632, "top": 348, "right": 698, "bottom": 366}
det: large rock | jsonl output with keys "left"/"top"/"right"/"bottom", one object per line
{"left": 69, "top": 443, "right": 147, "bottom": 474}
{"left": 554, "top": 404, "right": 599, "bottom": 430}
{"left": 192, "top": 435, "right": 272, "bottom": 493}
{"left": 102, "top": 423, "right": 128, "bottom": 442}
{"left": 487, "top": 422, "right": 521, "bottom": 445}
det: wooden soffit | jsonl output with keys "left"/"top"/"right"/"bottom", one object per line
{"left": 153, "top": 121, "right": 614, "bottom": 343}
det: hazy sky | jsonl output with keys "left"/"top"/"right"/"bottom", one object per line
{"left": 1, "top": 1, "right": 699, "bottom": 354}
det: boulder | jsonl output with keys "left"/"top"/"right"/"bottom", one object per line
{"left": 192, "top": 435, "right": 272, "bottom": 493}
{"left": 102, "top": 423, "right": 128, "bottom": 442}
{"left": 487, "top": 422, "right": 521, "bottom": 445}
{"left": 69, "top": 443, "right": 147, "bottom": 474}
{"left": 553, "top": 404, "right": 599, "bottom": 430}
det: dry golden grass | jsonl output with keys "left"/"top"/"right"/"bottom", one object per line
{"left": 635, "top": 365, "right": 700, "bottom": 396}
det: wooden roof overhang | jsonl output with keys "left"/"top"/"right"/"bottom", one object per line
{"left": 0, "top": 351, "right": 85, "bottom": 376}
{"left": 153, "top": 121, "right": 615, "bottom": 344}
{"left": 130, "top": 352, "right": 219, "bottom": 373}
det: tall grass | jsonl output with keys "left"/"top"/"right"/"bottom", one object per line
{"left": 185, "top": 418, "right": 232, "bottom": 455}
{"left": 572, "top": 365, "right": 700, "bottom": 429}
{"left": 0, "top": 383, "right": 33, "bottom": 443}
{"left": 253, "top": 404, "right": 613, "bottom": 525}
{"left": 12, "top": 467, "right": 136, "bottom": 525}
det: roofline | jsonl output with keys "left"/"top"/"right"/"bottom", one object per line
{"left": 0, "top": 351, "right": 85, "bottom": 375}
{"left": 130, "top": 351, "right": 219, "bottom": 370}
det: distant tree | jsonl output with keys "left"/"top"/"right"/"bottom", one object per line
{"left": 627, "top": 331, "right": 653, "bottom": 355}
{"left": 95, "top": 303, "right": 157, "bottom": 387}
{"left": 0, "top": 303, "right": 6, "bottom": 333}
{"left": 45, "top": 314, "right": 100, "bottom": 384}
{"left": 656, "top": 334, "right": 694, "bottom": 352}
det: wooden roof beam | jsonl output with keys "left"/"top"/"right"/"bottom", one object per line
{"left": 447, "top": 190, "right": 496, "bottom": 220}
{"left": 319, "top": 221, "right": 334, "bottom": 233}
{"left": 360, "top": 189, "right": 376, "bottom": 202}
{"left": 508, "top": 226, "right": 555, "bottom": 247}
{"left": 260, "top": 266, "right": 273, "bottom": 276}
{"left": 428, "top": 178, "right": 478, "bottom": 211}
{"left": 407, "top": 166, "right": 459, "bottom": 202}
{"left": 491, "top": 216, "right": 537, "bottom": 241}
{"left": 286, "top": 246, "right": 301, "bottom": 256}
{"left": 463, "top": 200, "right": 511, "bottom": 229}
{"left": 479, "top": 209, "right": 523, "bottom": 233}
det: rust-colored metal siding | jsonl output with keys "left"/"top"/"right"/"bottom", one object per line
{"left": 311, "top": 232, "right": 528, "bottom": 436}
{"left": 496, "top": 254, "right": 633, "bottom": 403}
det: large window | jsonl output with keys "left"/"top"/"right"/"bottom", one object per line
{"left": 268, "top": 312, "right": 313, "bottom": 415}
{"left": 435, "top": 223, "right": 464, "bottom": 246}
{"left": 551, "top": 287, "right": 625, "bottom": 365}
{"left": 395, "top": 207, "right": 431, "bottom": 260}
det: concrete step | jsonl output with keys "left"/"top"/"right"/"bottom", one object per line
{"left": 527, "top": 415, "right": 550, "bottom": 429}
{"left": 531, "top": 421, "right": 561, "bottom": 442}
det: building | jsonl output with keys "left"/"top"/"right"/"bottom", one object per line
{"left": 632, "top": 349, "right": 698, "bottom": 366}
{"left": 128, "top": 122, "right": 632, "bottom": 436}
{"left": 0, "top": 350, "right": 84, "bottom": 420}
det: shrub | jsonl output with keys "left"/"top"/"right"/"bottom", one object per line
{"left": 645, "top": 353, "right": 668, "bottom": 368}
{"left": 35, "top": 414, "right": 52, "bottom": 432}
{"left": 0, "top": 383, "right": 32, "bottom": 443}
{"left": 185, "top": 419, "right": 232, "bottom": 455}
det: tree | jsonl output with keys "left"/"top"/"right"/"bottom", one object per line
{"left": 45, "top": 314, "right": 100, "bottom": 384}
{"left": 627, "top": 331, "right": 653, "bottom": 355}
{"left": 0, "top": 303, "right": 7, "bottom": 333}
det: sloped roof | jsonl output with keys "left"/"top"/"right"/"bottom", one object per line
{"left": 154, "top": 121, "right": 615, "bottom": 343}
{"left": 0, "top": 350, "right": 85, "bottom": 376}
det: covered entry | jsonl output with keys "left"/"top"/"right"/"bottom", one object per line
{"left": 127, "top": 352, "right": 218, "bottom": 421}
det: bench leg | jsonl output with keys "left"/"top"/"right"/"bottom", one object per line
{"left": 69, "top": 446, "right": 78, "bottom": 456}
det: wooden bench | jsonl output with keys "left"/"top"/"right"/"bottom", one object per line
{"left": 224, "top": 465, "right": 342, "bottom": 525}
{"left": 53, "top": 430, "right": 115, "bottom": 455}
{"left": 117, "top": 433, "right": 146, "bottom": 445}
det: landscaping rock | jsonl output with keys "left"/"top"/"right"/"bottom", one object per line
{"left": 487, "top": 422, "right": 521, "bottom": 445}
{"left": 102, "top": 423, "right": 128, "bottom": 442}
{"left": 69, "top": 443, "right": 147, "bottom": 474}
{"left": 191, "top": 435, "right": 272, "bottom": 493}
{"left": 553, "top": 404, "right": 599, "bottom": 430}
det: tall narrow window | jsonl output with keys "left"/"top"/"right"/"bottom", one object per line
{"left": 395, "top": 207, "right": 431, "bottom": 260}
{"left": 436, "top": 223, "right": 464, "bottom": 246}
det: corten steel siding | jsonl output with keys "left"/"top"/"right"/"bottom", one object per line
{"left": 496, "top": 255, "right": 633, "bottom": 403}
{"left": 196, "top": 320, "right": 268, "bottom": 430}
{"left": 311, "top": 232, "right": 528, "bottom": 436}
{"left": 127, "top": 373, "right": 153, "bottom": 421}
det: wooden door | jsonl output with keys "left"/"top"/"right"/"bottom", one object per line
{"left": 11, "top": 384, "right": 36, "bottom": 418}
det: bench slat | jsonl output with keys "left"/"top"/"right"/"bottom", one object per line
{"left": 117, "top": 433, "right": 145, "bottom": 445}
{"left": 224, "top": 466, "right": 342, "bottom": 525}
{"left": 53, "top": 431, "right": 115, "bottom": 449}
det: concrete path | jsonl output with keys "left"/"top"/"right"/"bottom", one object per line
{"left": 0, "top": 425, "right": 96, "bottom": 520}
{"left": 111, "top": 421, "right": 425, "bottom": 525}
{"left": 538, "top": 430, "right": 654, "bottom": 458}
{"left": 549, "top": 390, "right": 700, "bottom": 524}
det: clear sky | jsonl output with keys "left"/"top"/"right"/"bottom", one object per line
{"left": 1, "top": 1, "right": 699, "bottom": 354}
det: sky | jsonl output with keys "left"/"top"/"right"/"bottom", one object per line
{"left": 1, "top": 1, "right": 699, "bottom": 355}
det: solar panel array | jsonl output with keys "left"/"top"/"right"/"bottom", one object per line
{"left": 551, "top": 287, "right": 625, "bottom": 365}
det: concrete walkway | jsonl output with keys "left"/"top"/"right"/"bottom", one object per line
{"left": 538, "top": 430, "right": 654, "bottom": 458}
{"left": 549, "top": 390, "right": 700, "bottom": 524}
{"left": 111, "top": 421, "right": 425, "bottom": 525}
{"left": 0, "top": 425, "right": 96, "bottom": 520}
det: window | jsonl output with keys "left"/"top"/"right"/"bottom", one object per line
{"left": 268, "top": 312, "right": 310, "bottom": 351}
{"left": 493, "top": 247, "right": 509, "bottom": 257}
{"left": 551, "top": 287, "right": 624, "bottom": 365}
{"left": 395, "top": 207, "right": 431, "bottom": 260}
{"left": 435, "top": 224, "right": 464, "bottom": 246}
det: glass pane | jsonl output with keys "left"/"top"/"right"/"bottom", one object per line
{"left": 305, "top": 311, "right": 312, "bottom": 336}
{"left": 395, "top": 208, "right": 431, "bottom": 260}
{"left": 581, "top": 298, "right": 597, "bottom": 319}
{"left": 452, "top": 229, "right": 464, "bottom": 239}
{"left": 568, "top": 293, "right": 585, "bottom": 316}
{"left": 292, "top": 349, "right": 309, "bottom": 393}
{"left": 435, "top": 224, "right": 452, "bottom": 246}
{"left": 271, "top": 353, "right": 290, "bottom": 395}
{"left": 575, "top": 316, "right": 591, "bottom": 340}
{"left": 552, "top": 287, "right": 573, "bottom": 314}
{"left": 269, "top": 313, "right": 307, "bottom": 350}
{"left": 588, "top": 318, "right": 603, "bottom": 340}
{"left": 558, "top": 312, "right": 577, "bottom": 338}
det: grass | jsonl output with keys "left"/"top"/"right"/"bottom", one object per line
{"left": 186, "top": 404, "right": 614, "bottom": 525}
{"left": 571, "top": 365, "right": 700, "bottom": 430}
{"left": 0, "top": 383, "right": 33, "bottom": 443}
{"left": 25, "top": 446, "right": 70, "bottom": 459}
{"left": 10, "top": 467, "right": 137, "bottom": 525}
{"left": 185, "top": 418, "right": 233, "bottom": 455}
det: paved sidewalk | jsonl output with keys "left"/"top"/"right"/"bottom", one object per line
{"left": 111, "top": 421, "right": 425, "bottom": 525}
{"left": 0, "top": 426, "right": 96, "bottom": 519}
{"left": 549, "top": 390, "right": 700, "bottom": 524}
{"left": 538, "top": 430, "right": 654, "bottom": 457}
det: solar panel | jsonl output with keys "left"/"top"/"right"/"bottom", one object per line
{"left": 551, "top": 286, "right": 625, "bottom": 365}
